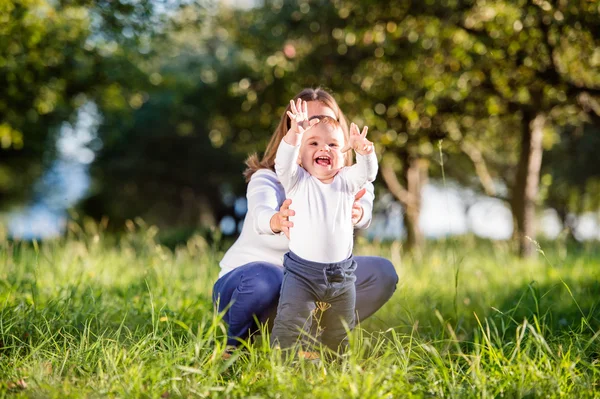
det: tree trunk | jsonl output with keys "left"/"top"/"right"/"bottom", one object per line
{"left": 404, "top": 157, "right": 428, "bottom": 251}
{"left": 381, "top": 155, "right": 428, "bottom": 254}
{"left": 511, "top": 111, "right": 545, "bottom": 257}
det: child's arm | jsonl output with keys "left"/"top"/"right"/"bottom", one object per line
{"left": 275, "top": 99, "right": 318, "bottom": 191}
{"left": 282, "top": 99, "right": 309, "bottom": 147}
{"left": 343, "top": 123, "right": 378, "bottom": 192}
{"left": 275, "top": 140, "right": 301, "bottom": 192}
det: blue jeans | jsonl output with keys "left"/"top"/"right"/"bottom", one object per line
{"left": 212, "top": 256, "right": 398, "bottom": 346}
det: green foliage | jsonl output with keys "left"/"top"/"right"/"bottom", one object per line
{"left": 208, "top": 0, "right": 600, "bottom": 246}
{"left": 2, "top": 0, "right": 599, "bottom": 240}
{"left": 0, "top": 0, "right": 157, "bottom": 208}
{"left": 83, "top": 4, "right": 248, "bottom": 228}
{"left": 0, "top": 0, "right": 90, "bottom": 206}
{"left": 326, "top": 0, "right": 600, "bottom": 184}
{"left": 0, "top": 224, "right": 599, "bottom": 397}
{"left": 542, "top": 123, "right": 600, "bottom": 230}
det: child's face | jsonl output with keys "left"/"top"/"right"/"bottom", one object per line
{"left": 299, "top": 123, "right": 346, "bottom": 182}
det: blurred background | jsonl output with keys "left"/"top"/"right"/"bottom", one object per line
{"left": 1, "top": 0, "right": 599, "bottom": 257}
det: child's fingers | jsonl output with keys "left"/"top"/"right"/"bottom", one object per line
{"left": 361, "top": 126, "right": 368, "bottom": 139}
{"left": 299, "top": 117, "right": 319, "bottom": 132}
{"left": 290, "top": 99, "right": 298, "bottom": 115}
{"left": 362, "top": 140, "right": 374, "bottom": 153}
{"left": 350, "top": 123, "right": 359, "bottom": 136}
{"left": 287, "top": 111, "right": 296, "bottom": 121}
{"left": 340, "top": 143, "right": 352, "bottom": 153}
{"left": 302, "top": 100, "right": 308, "bottom": 118}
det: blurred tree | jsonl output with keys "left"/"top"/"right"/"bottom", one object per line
{"left": 327, "top": 0, "right": 600, "bottom": 256}
{"left": 23, "top": 0, "right": 594, "bottom": 249}
{"left": 210, "top": 1, "right": 445, "bottom": 252}
{"left": 216, "top": 0, "right": 600, "bottom": 256}
{"left": 542, "top": 123, "right": 600, "bottom": 239}
{"left": 83, "top": 3, "right": 247, "bottom": 231}
{"left": 0, "top": 0, "right": 155, "bottom": 210}
{"left": 451, "top": 0, "right": 600, "bottom": 256}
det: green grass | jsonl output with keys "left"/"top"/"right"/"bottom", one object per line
{"left": 1, "top": 220, "right": 599, "bottom": 398}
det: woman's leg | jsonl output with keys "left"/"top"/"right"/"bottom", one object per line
{"left": 212, "top": 262, "right": 283, "bottom": 346}
{"left": 353, "top": 256, "right": 398, "bottom": 322}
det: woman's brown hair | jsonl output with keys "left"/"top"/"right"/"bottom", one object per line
{"left": 243, "top": 88, "right": 352, "bottom": 182}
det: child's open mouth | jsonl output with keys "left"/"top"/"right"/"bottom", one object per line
{"left": 315, "top": 156, "right": 331, "bottom": 166}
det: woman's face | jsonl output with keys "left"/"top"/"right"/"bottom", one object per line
{"left": 306, "top": 101, "right": 337, "bottom": 121}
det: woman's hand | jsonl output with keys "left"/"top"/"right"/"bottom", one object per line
{"left": 352, "top": 188, "right": 366, "bottom": 225}
{"left": 270, "top": 199, "right": 295, "bottom": 238}
{"left": 270, "top": 190, "right": 364, "bottom": 235}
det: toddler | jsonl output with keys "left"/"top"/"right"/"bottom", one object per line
{"left": 270, "top": 99, "right": 378, "bottom": 354}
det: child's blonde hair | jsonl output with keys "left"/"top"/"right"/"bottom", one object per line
{"left": 244, "top": 88, "right": 351, "bottom": 182}
{"left": 314, "top": 115, "right": 342, "bottom": 132}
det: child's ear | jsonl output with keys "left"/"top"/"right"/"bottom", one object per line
{"left": 297, "top": 153, "right": 302, "bottom": 166}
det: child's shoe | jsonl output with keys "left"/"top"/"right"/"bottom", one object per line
{"left": 297, "top": 350, "right": 321, "bottom": 365}
{"left": 221, "top": 345, "right": 237, "bottom": 360}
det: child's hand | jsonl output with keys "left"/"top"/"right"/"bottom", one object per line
{"left": 284, "top": 99, "right": 319, "bottom": 146}
{"left": 287, "top": 99, "right": 311, "bottom": 134}
{"left": 342, "top": 123, "right": 374, "bottom": 155}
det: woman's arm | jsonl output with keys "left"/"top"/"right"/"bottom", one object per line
{"left": 247, "top": 170, "right": 287, "bottom": 235}
{"left": 343, "top": 122, "right": 377, "bottom": 229}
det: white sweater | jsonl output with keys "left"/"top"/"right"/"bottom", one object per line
{"left": 274, "top": 140, "right": 378, "bottom": 263}
{"left": 218, "top": 168, "right": 375, "bottom": 278}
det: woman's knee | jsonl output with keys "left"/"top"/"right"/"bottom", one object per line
{"left": 213, "top": 263, "right": 283, "bottom": 306}
{"left": 357, "top": 256, "right": 399, "bottom": 295}
{"left": 377, "top": 258, "right": 399, "bottom": 288}
{"left": 240, "top": 263, "right": 284, "bottom": 302}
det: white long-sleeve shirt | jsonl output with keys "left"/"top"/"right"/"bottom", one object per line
{"left": 274, "top": 140, "right": 378, "bottom": 263}
{"left": 218, "top": 168, "right": 375, "bottom": 278}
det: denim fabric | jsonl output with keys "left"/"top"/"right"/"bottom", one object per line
{"left": 212, "top": 262, "right": 283, "bottom": 346}
{"left": 270, "top": 251, "right": 357, "bottom": 351}
{"left": 212, "top": 256, "right": 398, "bottom": 347}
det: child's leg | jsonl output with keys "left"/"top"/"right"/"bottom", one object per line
{"left": 270, "top": 269, "right": 317, "bottom": 350}
{"left": 319, "top": 284, "right": 356, "bottom": 352}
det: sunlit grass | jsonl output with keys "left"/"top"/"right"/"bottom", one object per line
{"left": 1, "top": 220, "right": 599, "bottom": 398}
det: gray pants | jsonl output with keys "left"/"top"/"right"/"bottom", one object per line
{"left": 270, "top": 251, "right": 357, "bottom": 352}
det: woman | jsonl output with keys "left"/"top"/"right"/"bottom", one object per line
{"left": 212, "top": 88, "right": 398, "bottom": 348}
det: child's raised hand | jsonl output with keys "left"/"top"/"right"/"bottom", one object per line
{"left": 341, "top": 123, "right": 374, "bottom": 155}
{"left": 287, "top": 99, "right": 318, "bottom": 135}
